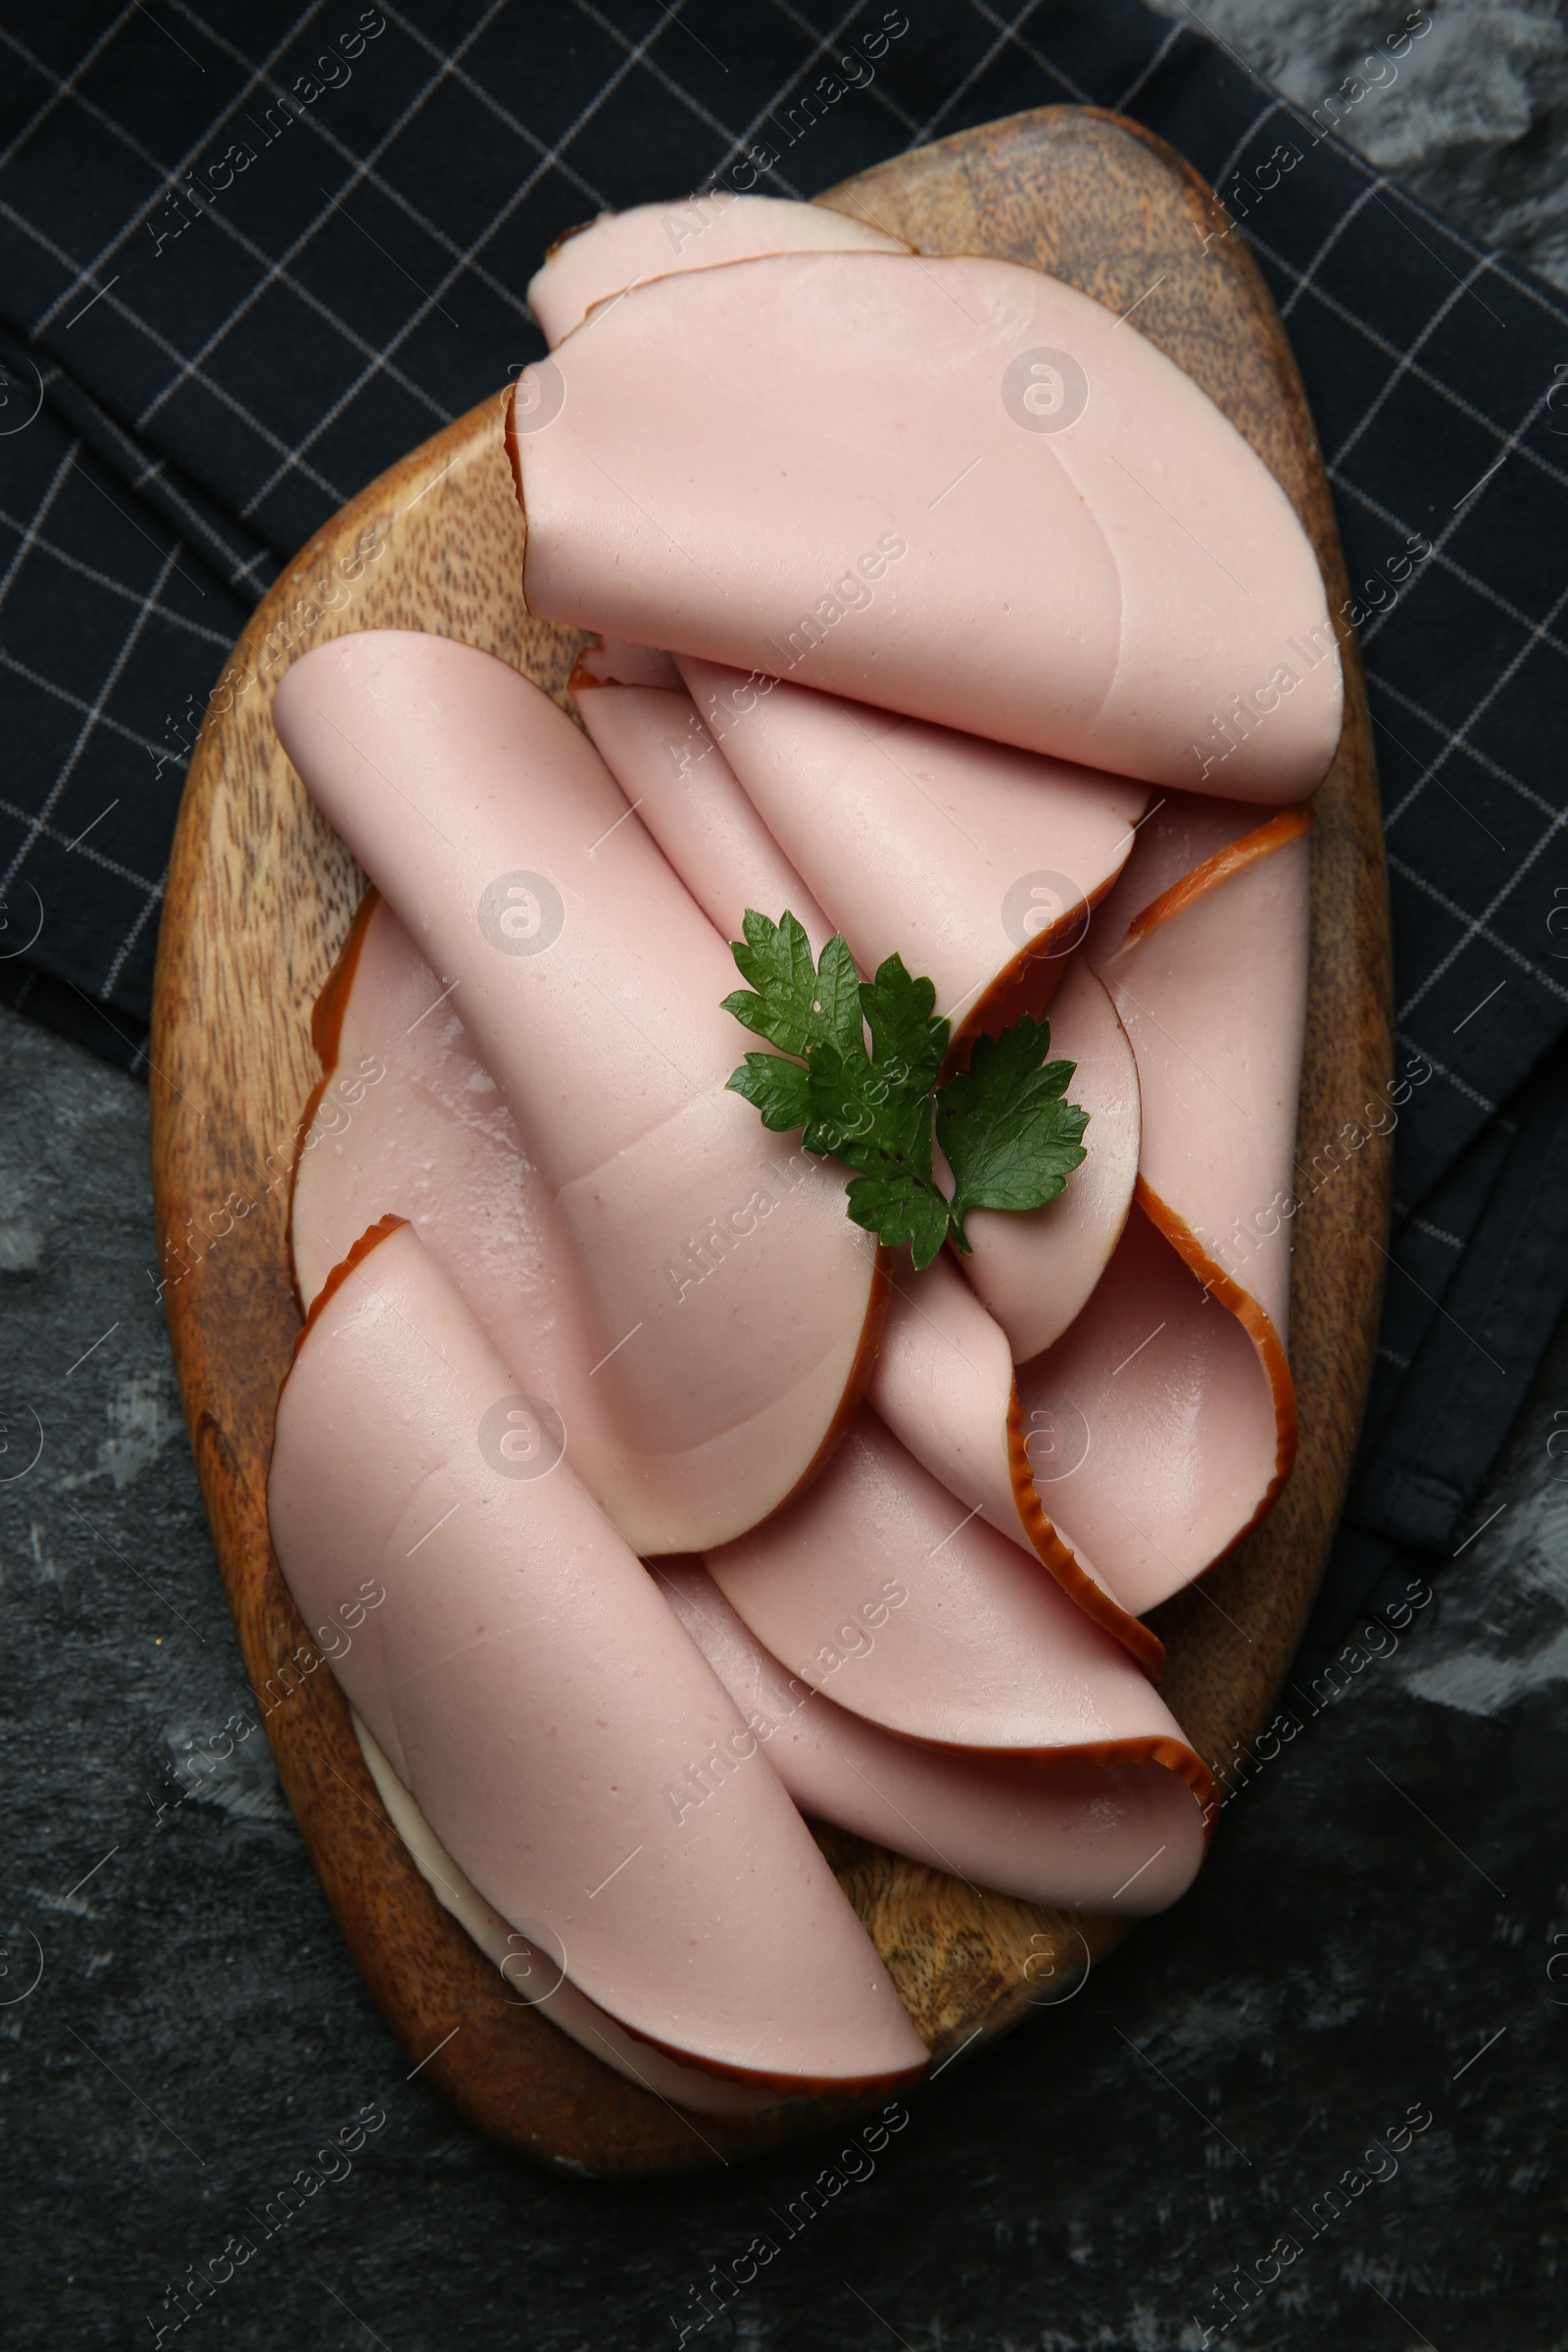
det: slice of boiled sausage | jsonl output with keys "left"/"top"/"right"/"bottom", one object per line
{"left": 1094, "top": 807, "right": 1312, "bottom": 1349}
{"left": 866, "top": 1250, "right": 1162, "bottom": 1678}
{"left": 511, "top": 249, "right": 1342, "bottom": 799}
{"left": 574, "top": 658, "right": 1141, "bottom": 1368}
{"left": 571, "top": 662, "right": 833, "bottom": 952}
{"left": 529, "top": 192, "right": 908, "bottom": 347}
{"left": 656, "top": 1558, "right": 1205, "bottom": 1913}
{"left": 270, "top": 1218, "right": 928, "bottom": 2095}
{"left": 705, "top": 1402, "right": 1212, "bottom": 1825}
{"left": 290, "top": 891, "right": 741, "bottom": 1556}
{"left": 1015, "top": 1200, "right": 1285, "bottom": 1615}
{"left": 353, "top": 1713, "right": 787, "bottom": 2117}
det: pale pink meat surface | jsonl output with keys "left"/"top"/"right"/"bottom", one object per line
{"left": 528, "top": 193, "right": 907, "bottom": 347}
{"left": 1016, "top": 1202, "right": 1282, "bottom": 1615}
{"left": 866, "top": 1252, "right": 1162, "bottom": 1676}
{"left": 676, "top": 656, "right": 1147, "bottom": 1035}
{"left": 705, "top": 1403, "right": 1203, "bottom": 1776}
{"left": 272, "top": 631, "right": 881, "bottom": 1552}
{"left": 953, "top": 957, "right": 1141, "bottom": 1361}
{"left": 291, "top": 896, "right": 761, "bottom": 1555}
{"left": 1096, "top": 817, "right": 1312, "bottom": 1342}
{"left": 580, "top": 661, "right": 1141, "bottom": 1362}
{"left": 353, "top": 1714, "right": 787, "bottom": 2117}
{"left": 866, "top": 1251, "right": 1030, "bottom": 1555}
{"left": 573, "top": 674, "right": 833, "bottom": 951}
{"left": 516, "top": 251, "right": 1341, "bottom": 798}
{"left": 656, "top": 1560, "right": 1205, "bottom": 1913}
{"left": 1089, "top": 788, "right": 1275, "bottom": 961}
{"left": 269, "top": 1223, "right": 928, "bottom": 2092}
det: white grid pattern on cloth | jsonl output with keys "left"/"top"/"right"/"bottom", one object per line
{"left": 15, "top": 347, "right": 277, "bottom": 597}
{"left": 0, "top": 0, "right": 140, "bottom": 177}
{"left": 1324, "top": 257, "right": 1499, "bottom": 478}
{"left": 100, "top": 873, "right": 165, "bottom": 999}
{"left": 0, "top": 532, "right": 181, "bottom": 893}
{"left": 0, "top": 643, "right": 178, "bottom": 768}
{"left": 0, "top": 0, "right": 1560, "bottom": 1157}
{"left": 0, "top": 784, "right": 162, "bottom": 895}
{"left": 232, "top": 2, "right": 694, "bottom": 518}
{"left": 163, "top": 0, "right": 589, "bottom": 325}
{"left": 963, "top": 0, "right": 1091, "bottom": 107}
{"left": 130, "top": 1, "right": 522, "bottom": 429}
{"left": 1330, "top": 468, "right": 1568, "bottom": 667}
{"left": 1, "top": 20, "right": 466, "bottom": 443}
{"left": 1110, "top": 17, "right": 1182, "bottom": 115}
{"left": 909, "top": 0, "right": 1057, "bottom": 145}
{"left": 0, "top": 435, "right": 79, "bottom": 615}
{"left": 1395, "top": 1031, "right": 1497, "bottom": 1117}
{"left": 24, "top": 2, "right": 334, "bottom": 333}
{"left": 1369, "top": 671, "right": 1556, "bottom": 831}
{"left": 1, "top": 190, "right": 351, "bottom": 507}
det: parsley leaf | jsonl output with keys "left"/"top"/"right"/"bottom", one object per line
{"left": 721, "top": 909, "right": 862, "bottom": 1057}
{"left": 726, "top": 1051, "right": 812, "bottom": 1134}
{"left": 858, "top": 953, "right": 948, "bottom": 1092}
{"left": 722, "top": 912, "right": 1087, "bottom": 1271}
{"left": 802, "top": 1037, "right": 950, "bottom": 1260}
{"left": 937, "top": 1014, "right": 1089, "bottom": 1248}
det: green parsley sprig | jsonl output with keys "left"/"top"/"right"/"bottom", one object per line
{"left": 723, "top": 910, "right": 1088, "bottom": 1270}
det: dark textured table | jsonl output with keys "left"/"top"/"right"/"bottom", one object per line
{"left": 5, "top": 5, "right": 1568, "bottom": 2347}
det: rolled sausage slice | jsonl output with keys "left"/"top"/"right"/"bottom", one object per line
{"left": 1094, "top": 807, "right": 1312, "bottom": 1353}
{"left": 1001, "top": 798, "right": 1310, "bottom": 1613}
{"left": 655, "top": 1559, "right": 1205, "bottom": 1914}
{"left": 529, "top": 192, "right": 908, "bottom": 347}
{"left": 1088, "top": 787, "right": 1278, "bottom": 961}
{"left": 570, "top": 657, "right": 834, "bottom": 952}
{"left": 512, "top": 250, "right": 1342, "bottom": 799}
{"left": 269, "top": 1218, "right": 928, "bottom": 2096}
{"left": 1015, "top": 1200, "right": 1284, "bottom": 1615}
{"left": 868, "top": 1250, "right": 1162, "bottom": 1678}
{"left": 939, "top": 956, "right": 1140, "bottom": 1361}
{"left": 352, "top": 1714, "right": 787, "bottom": 2118}
{"left": 675, "top": 655, "right": 1147, "bottom": 1042}
{"left": 704, "top": 1402, "right": 1211, "bottom": 1826}
{"left": 273, "top": 631, "right": 887, "bottom": 1553}
{"left": 290, "top": 892, "right": 726, "bottom": 1555}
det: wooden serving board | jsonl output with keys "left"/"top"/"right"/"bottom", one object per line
{"left": 149, "top": 106, "right": 1391, "bottom": 2178}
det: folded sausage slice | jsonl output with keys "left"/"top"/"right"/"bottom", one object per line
{"left": 353, "top": 1714, "right": 786, "bottom": 2117}
{"left": 704, "top": 1403, "right": 1211, "bottom": 1824}
{"left": 655, "top": 1560, "right": 1205, "bottom": 1914}
{"left": 1089, "top": 788, "right": 1276, "bottom": 961}
{"left": 513, "top": 250, "right": 1341, "bottom": 799}
{"left": 571, "top": 659, "right": 833, "bottom": 951}
{"left": 291, "top": 891, "right": 733, "bottom": 1555}
{"left": 942, "top": 956, "right": 1140, "bottom": 1359}
{"left": 270, "top": 1219, "right": 928, "bottom": 2095}
{"left": 676, "top": 655, "right": 1147, "bottom": 1042}
{"left": 867, "top": 1251, "right": 1161, "bottom": 1678}
{"left": 1094, "top": 807, "right": 1312, "bottom": 1350}
{"left": 273, "top": 631, "right": 886, "bottom": 1553}
{"left": 990, "top": 798, "right": 1310, "bottom": 1613}
{"left": 1015, "top": 1201, "right": 1283, "bottom": 1615}
{"left": 529, "top": 193, "right": 908, "bottom": 347}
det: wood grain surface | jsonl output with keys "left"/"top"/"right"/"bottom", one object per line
{"left": 148, "top": 106, "right": 1392, "bottom": 2179}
